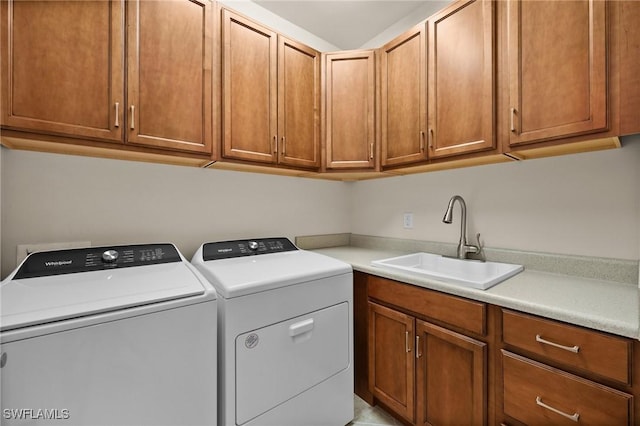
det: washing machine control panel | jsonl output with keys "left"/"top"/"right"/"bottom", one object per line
{"left": 202, "top": 237, "right": 297, "bottom": 261}
{"left": 13, "top": 244, "right": 182, "bottom": 279}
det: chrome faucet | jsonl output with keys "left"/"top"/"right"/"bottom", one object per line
{"left": 442, "top": 195, "right": 482, "bottom": 260}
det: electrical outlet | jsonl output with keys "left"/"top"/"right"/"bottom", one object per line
{"left": 403, "top": 213, "right": 414, "bottom": 229}
{"left": 17, "top": 241, "right": 91, "bottom": 265}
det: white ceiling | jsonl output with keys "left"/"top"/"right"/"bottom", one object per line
{"left": 252, "top": 1, "right": 442, "bottom": 50}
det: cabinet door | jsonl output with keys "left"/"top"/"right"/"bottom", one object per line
{"left": 427, "top": 0, "right": 495, "bottom": 159}
{"left": 380, "top": 24, "right": 427, "bottom": 167}
{"left": 620, "top": 0, "right": 640, "bottom": 135}
{"left": 368, "top": 302, "right": 415, "bottom": 423}
{"left": 127, "top": 0, "right": 212, "bottom": 154}
{"left": 278, "top": 36, "right": 321, "bottom": 169}
{"left": 222, "top": 9, "right": 277, "bottom": 163}
{"left": 507, "top": 0, "right": 607, "bottom": 146}
{"left": 325, "top": 50, "right": 376, "bottom": 170}
{"left": 416, "top": 320, "right": 486, "bottom": 426}
{"left": 0, "top": 0, "right": 124, "bottom": 142}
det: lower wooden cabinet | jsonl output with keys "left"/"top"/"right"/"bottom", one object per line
{"left": 356, "top": 273, "right": 639, "bottom": 426}
{"left": 368, "top": 299, "right": 487, "bottom": 425}
{"left": 503, "top": 351, "right": 631, "bottom": 425}
{"left": 369, "top": 302, "right": 415, "bottom": 423}
{"left": 416, "top": 321, "right": 486, "bottom": 426}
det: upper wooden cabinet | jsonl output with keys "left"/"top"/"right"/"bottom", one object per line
{"left": 380, "top": 25, "right": 427, "bottom": 167}
{"left": 222, "top": 9, "right": 320, "bottom": 169}
{"left": 324, "top": 50, "right": 376, "bottom": 170}
{"left": 428, "top": 0, "right": 496, "bottom": 159}
{"left": 1, "top": 0, "right": 213, "bottom": 155}
{"left": 127, "top": 0, "right": 213, "bottom": 154}
{"left": 619, "top": 0, "right": 640, "bottom": 136}
{"left": 278, "top": 36, "right": 321, "bottom": 169}
{"left": 507, "top": 0, "right": 608, "bottom": 147}
{"left": 0, "top": 0, "right": 124, "bottom": 142}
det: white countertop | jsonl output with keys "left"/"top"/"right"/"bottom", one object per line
{"left": 312, "top": 246, "right": 639, "bottom": 339}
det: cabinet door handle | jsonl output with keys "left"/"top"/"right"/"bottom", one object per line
{"left": 535, "top": 396, "right": 580, "bottom": 422}
{"left": 420, "top": 131, "right": 425, "bottom": 152}
{"left": 405, "top": 331, "right": 411, "bottom": 353}
{"left": 281, "top": 136, "right": 286, "bottom": 156}
{"left": 114, "top": 102, "right": 120, "bottom": 128}
{"left": 130, "top": 105, "right": 135, "bottom": 130}
{"left": 428, "top": 128, "right": 434, "bottom": 150}
{"left": 415, "top": 335, "right": 422, "bottom": 359}
{"left": 510, "top": 107, "right": 516, "bottom": 133}
{"left": 535, "top": 334, "right": 580, "bottom": 353}
{"left": 369, "top": 142, "right": 374, "bottom": 159}
{"left": 273, "top": 136, "right": 277, "bottom": 154}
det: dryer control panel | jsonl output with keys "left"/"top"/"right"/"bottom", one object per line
{"left": 202, "top": 237, "right": 297, "bottom": 261}
{"left": 14, "top": 244, "right": 182, "bottom": 279}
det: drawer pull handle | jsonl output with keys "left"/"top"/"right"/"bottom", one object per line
{"left": 535, "top": 334, "right": 580, "bottom": 353}
{"left": 536, "top": 396, "right": 580, "bottom": 422}
{"left": 405, "top": 331, "right": 411, "bottom": 353}
{"left": 415, "top": 335, "right": 422, "bottom": 359}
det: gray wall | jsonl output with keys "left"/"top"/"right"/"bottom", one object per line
{"left": 351, "top": 135, "right": 640, "bottom": 261}
{"left": 1, "top": 150, "right": 352, "bottom": 278}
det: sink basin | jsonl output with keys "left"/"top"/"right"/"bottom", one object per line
{"left": 371, "top": 252, "right": 523, "bottom": 290}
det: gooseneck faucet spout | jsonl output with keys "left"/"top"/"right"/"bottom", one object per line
{"left": 442, "top": 195, "right": 481, "bottom": 259}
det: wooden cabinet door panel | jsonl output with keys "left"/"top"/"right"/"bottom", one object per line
{"left": 416, "top": 320, "right": 486, "bottom": 426}
{"left": 508, "top": 0, "right": 607, "bottom": 146}
{"left": 222, "top": 9, "right": 277, "bottom": 163}
{"left": 1, "top": 0, "right": 123, "bottom": 142}
{"left": 381, "top": 25, "right": 427, "bottom": 167}
{"left": 278, "top": 37, "right": 320, "bottom": 169}
{"left": 368, "top": 302, "right": 415, "bottom": 423}
{"left": 325, "top": 50, "right": 375, "bottom": 169}
{"left": 428, "top": 0, "right": 495, "bottom": 158}
{"left": 127, "top": 0, "right": 212, "bottom": 154}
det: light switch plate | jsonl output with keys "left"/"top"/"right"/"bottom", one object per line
{"left": 17, "top": 241, "right": 91, "bottom": 265}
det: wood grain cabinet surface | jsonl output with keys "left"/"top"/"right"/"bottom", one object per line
{"left": 1, "top": 0, "right": 213, "bottom": 155}
{"left": 506, "top": 0, "right": 608, "bottom": 147}
{"left": 356, "top": 272, "right": 640, "bottom": 426}
{"left": 222, "top": 8, "right": 320, "bottom": 169}
{"left": 368, "top": 301, "right": 416, "bottom": 423}
{"left": 1, "top": 0, "right": 124, "bottom": 142}
{"left": 380, "top": 24, "right": 427, "bottom": 167}
{"left": 366, "top": 276, "right": 488, "bottom": 426}
{"left": 127, "top": 0, "right": 213, "bottom": 154}
{"left": 324, "top": 50, "right": 376, "bottom": 170}
{"left": 503, "top": 351, "right": 631, "bottom": 425}
{"left": 427, "top": 0, "right": 496, "bottom": 159}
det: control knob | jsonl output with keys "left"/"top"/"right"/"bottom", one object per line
{"left": 248, "top": 241, "right": 259, "bottom": 251}
{"left": 102, "top": 250, "right": 119, "bottom": 263}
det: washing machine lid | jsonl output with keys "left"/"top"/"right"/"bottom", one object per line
{"left": 1, "top": 244, "right": 207, "bottom": 332}
{"left": 192, "top": 238, "right": 352, "bottom": 299}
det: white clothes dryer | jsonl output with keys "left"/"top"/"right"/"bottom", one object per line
{"left": 0, "top": 243, "right": 217, "bottom": 426}
{"left": 191, "top": 237, "right": 353, "bottom": 426}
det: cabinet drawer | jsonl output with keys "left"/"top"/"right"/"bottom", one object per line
{"left": 368, "top": 276, "right": 486, "bottom": 335}
{"left": 503, "top": 351, "right": 632, "bottom": 425}
{"left": 502, "top": 310, "right": 631, "bottom": 384}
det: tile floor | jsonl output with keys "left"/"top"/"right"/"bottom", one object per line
{"left": 348, "top": 395, "right": 402, "bottom": 426}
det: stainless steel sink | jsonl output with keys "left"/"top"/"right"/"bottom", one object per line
{"left": 371, "top": 252, "right": 523, "bottom": 290}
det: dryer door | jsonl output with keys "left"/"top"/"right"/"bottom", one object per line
{"left": 235, "top": 302, "right": 350, "bottom": 425}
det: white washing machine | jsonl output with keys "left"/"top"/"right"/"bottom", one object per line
{"left": 191, "top": 237, "right": 353, "bottom": 426}
{"left": 0, "top": 243, "right": 217, "bottom": 426}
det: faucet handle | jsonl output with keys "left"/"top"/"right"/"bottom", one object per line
{"left": 474, "top": 233, "right": 485, "bottom": 261}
